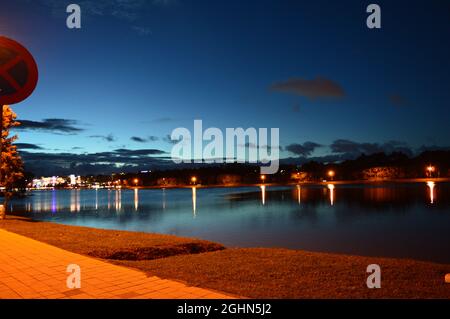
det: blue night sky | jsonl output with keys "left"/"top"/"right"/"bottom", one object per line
{"left": 0, "top": 0, "right": 449, "bottom": 175}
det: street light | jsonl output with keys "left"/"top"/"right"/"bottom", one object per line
{"left": 260, "top": 175, "right": 266, "bottom": 183}
{"left": 191, "top": 176, "right": 197, "bottom": 184}
{"left": 133, "top": 178, "right": 139, "bottom": 186}
{"left": 426, "top": 165, "right": 436, "bottom": 178}
{"left": 328, "top": 170, "right": 335, "bottom": 180}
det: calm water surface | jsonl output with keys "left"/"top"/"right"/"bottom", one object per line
{"left": 9, "top": 182, "right": 450, "bottom": 263}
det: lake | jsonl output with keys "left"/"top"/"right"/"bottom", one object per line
{"left": 8, "top": 182, "right": 450, "bottom": 263}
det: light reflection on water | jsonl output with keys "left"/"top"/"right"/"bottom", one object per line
{"left": 328, "top": 184, "right": 335, "bottom": 206}
{"left": 260, "top": 186, "right": 266, "bottom": 206}
{"left": 8, "top": 182, "right": 450, "bottom": 263}
{"left": 134, "top": 189, "right": 138, "bottom": 211}
{"left": 427, "top": 181, "right": 435, "bottom": 204}
{"left": 192, "top": 187, "right": 197, "bottom": 217}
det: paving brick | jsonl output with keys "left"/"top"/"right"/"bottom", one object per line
{"left": 0, "top": 229, "right": 235, "bottom": 300}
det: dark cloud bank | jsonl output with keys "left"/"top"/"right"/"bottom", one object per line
{"left": 271, "top": 77, "right": 345, "bottom": 99}
{"left": 20, "top": 148, "right": 171, "bottom": 176}
{"left": 15, "top": 119, "right": 83, "bottom": 134}
{"left": 282, "top": 139, "right": 443, "bottom": 166}
{"left": 18, "top": 138, "right": 448, "bottom": 176}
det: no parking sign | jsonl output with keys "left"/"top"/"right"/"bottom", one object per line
{"left": 0, "top": 36, "right": 38, "bottom": 105}
{"left": 0, "top": 36, "right": 38, "bottom": 187}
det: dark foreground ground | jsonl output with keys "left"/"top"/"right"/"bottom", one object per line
{"left": 1, "top": 217, "right": 449, "bottom": 299}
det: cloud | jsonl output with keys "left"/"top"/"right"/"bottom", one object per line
{"left": 282, "top": 139, "right": 415, "bottom": 165}
{"left": 330, "top": 139, "right": 413, "bottom": 157}
{"left": 14, "top": 119, "right": 83, "bottom": 134}
{"left": 131, "top": 136, "right": 147, "bottom": 143}
{"left": 21, "top": 147, "right": 170, "bottom": 176}
{"left": 163, "top": 134, "right": 180, "bottom": 145}
{"left": 89, "top": 134, "right": 116, "bottom": 142}
{"left": 286, "top": 142, "right": 322, "bottom": 156}
{"left": 271, "top": 77, "right": 345, "bottom": 99}
{"left": 331, "top": 139, "right": 374, "bottom": 154}
{"left": 14, "top": 143, "right": 44, "bottom": 150}
{"left": 417, "top": 145, "right": 450, "bottom": 153}
{"left": 131, "top": 136, "right": 159, "bottom": 143}
{"left": 281, "top": 154, "right": 347, "bottom": 166}
{"left": 113, "top": 148, "right": 166, "bottom": 156}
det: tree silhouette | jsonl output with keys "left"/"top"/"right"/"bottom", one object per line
{"left": 0, "top": 105, "right": 24, "bottom": 219}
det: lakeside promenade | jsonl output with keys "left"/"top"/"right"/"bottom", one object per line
{"left": 0, "top": 229, "right": 233, "bottom": 299}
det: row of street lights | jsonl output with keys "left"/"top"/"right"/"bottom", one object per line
{"left": 131, "top": 165, "right": 437, "bottom": 188}
{"left": 133, "top": 177, "right": 199, "bottom": 187}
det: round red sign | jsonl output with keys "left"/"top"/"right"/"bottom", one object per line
{"left": 0, "top": 36, "right": 38, "bottom": 105}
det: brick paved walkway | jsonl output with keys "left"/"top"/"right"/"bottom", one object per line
{"left": 0, "top": 229, "right": 234, "bottom": 299}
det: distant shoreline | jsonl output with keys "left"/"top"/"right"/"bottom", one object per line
{"left": 126, "top": 177, "right": 450, "bottom": 190}
{"left": 26, "top": 177, "right": 450, "bottom": 191}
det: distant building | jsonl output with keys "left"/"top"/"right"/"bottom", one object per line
{"left": 32, "top": 176, "right": 67, "bottom": 188}
{"left": 31, "top": 174, "right": 84, "bottom": 188}
{"left": 69, "top": 174, "right": 82, "bottom": 186}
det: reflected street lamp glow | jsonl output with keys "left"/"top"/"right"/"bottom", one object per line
{"left": 162, "top": 188, "right": 166, "bottom": 210}
{"left": 134, "top": 188, "right": 139, "bottom": 211}
{"left": 296, "top": 185, "right": 301, "bottom": 205}
{"left": 51, "top": 190, "right": 57, "bottom": 213}
{"left": 260, "top": 185, "right": 266, "bottom": 205}
{"left": 70, "top": 189, "right": 80, "bottom": 212}
{"left": 192, "top": 187, "right": 197, "bottom": 217}
{"left": 328, "top": 184, "right": 335, "bottom": 206}
{"left": 115, "top": 189, "right": 122, "bottom": 211}
{"left": 95, "top": 188, "right": 98, "bottom": 210}
{"left": 427, "top": 181, "right": 435, "bottom": 204}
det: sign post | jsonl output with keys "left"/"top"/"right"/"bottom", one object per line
{"left": 0, "top": 36, "right": 38, "bottom": 217}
